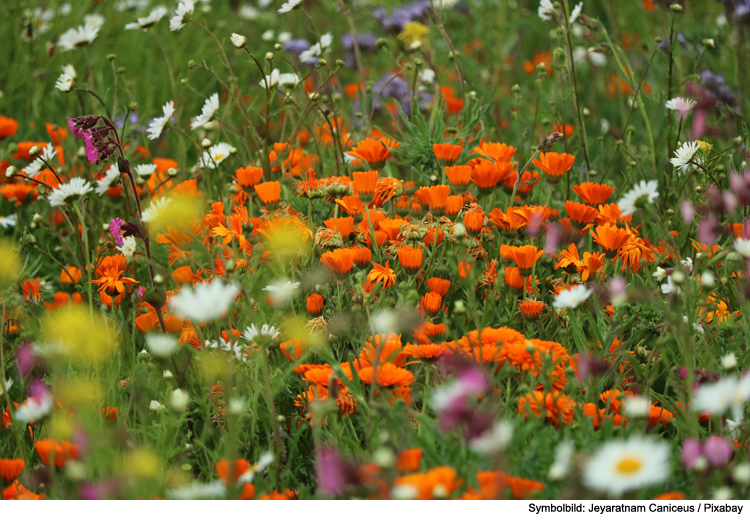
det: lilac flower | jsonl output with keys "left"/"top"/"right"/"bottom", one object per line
{"left": 680, "top": 438, "right": 703, "bottom": 469}
{"left": 314, "top": 445, "right": 363, "bottom": 497}
{"left": 15, "top": 341, "right": 36, "bottom": 377}
{"left": 109, "top": 217, "right": 124, "bottom": 246}
{"left": 703, "top": 437, "right": 734, "bottom": 466}
{"left": 83, "top": 130, "right": 98, "bottom": 163}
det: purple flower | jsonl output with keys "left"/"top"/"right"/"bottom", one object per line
{"left": 15, "top": 341, "right": 36, "bottom": 377}
{"left": 68, "top": 117, "right": 83, "bottom": 139}
{"left": 314, "top": 445, "right": 363, "bottom": 497}
{"left": 109, "top": 218, "right": 124, "bottom": 246}
{"left": 703, "top": 436, "right": 734, "bottom": 466}
{"left": 83, "top": 130, "right": 98, "bottom": 163}
{"left": 680, "top": 438, "right": 703, "bottom": 469}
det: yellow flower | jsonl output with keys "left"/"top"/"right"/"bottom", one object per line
{"left": 398, "top": 21, "right": 429, "bottom": 47}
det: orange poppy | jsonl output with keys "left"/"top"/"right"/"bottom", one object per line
{"left": 216, "top": 459, "right": 251, "bottom": 484}
{"left": 348, "top": 137, "right": 400, "bottom": 170}
{"left": 394, "top": 466, "right": 462, "bottom": 500}
{"left": 564, "top": 200, "right": 600, "bottom": 228}
{"left": 0, "top": 116, "right": 19, "bottom": 139}
{"left": 472, "top": 161, "right": 512, "bottom": 193}
{"left": 415, "top": 185, "right": 450, "bottom": 214}
{"left": 235, "top": 166, "right": 263, "bottom": 188}
{"left": 420, "top": 292, "right": 442, "bottom": 315}
{"left": 396, "top": 448, "right": 422, "bottom": 473}
{"left": 532, "top": 152, "right": 575, "bottom": 182}
{"left": 464, "top": 211, "right": 485, "bottom": 236}
{"left": 426, "top": 277, "right": 451, "bottom": 296}
{"left": 0, "top": 459, "right": 25, "bottom": 482}
{"left": 591, "top": 224, "right": 631, "bottom": 257}
{"left": 323, "top": 217, "right": 355, "bottom": 238}
{"left": 34, "top": 439, "right": 80, "bottom": 468}
{"left": 352, "top": 170, "right": 379, "bottom": 200}
{"left": 320, "top": 248, "right": 356, "bottom": 276}
{"left": 445, "top": 165, "right": 473, "bottom": 193}
{"left": 254, "top": 180, "right": 281, "bottom": 205}
{"left": 471, "top": 142, "right": 517, "bottom": 164}
{"left": 573, "top": 182, "right": 613, "bottom": 205}
{"left": 306, "top": 293, "right": 324, "bottom": 315}
{"left": 432, "top": 143, "right": 462, "bottom": 165}
{"left": 510, "top": 245, "right": 543, "bottom": 276}
{"left": 519, "top": 300, "right": 545, "bottom": 320}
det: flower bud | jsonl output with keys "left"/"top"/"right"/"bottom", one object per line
{"left": 230, "top": 33, "right": 247, "bottom": 49}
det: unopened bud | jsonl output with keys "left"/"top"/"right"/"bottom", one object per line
{"left": 28, "top": 145, "right": 42, "bottom": 157}
{"left": 201, "top": 138, "right": 212, "bottom": 149}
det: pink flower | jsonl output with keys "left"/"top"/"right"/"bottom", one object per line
{"left": 83, "top": 130, "right": 98, "bottom": 163}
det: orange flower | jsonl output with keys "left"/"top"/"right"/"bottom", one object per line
{"left": 504, "top": 267, "right": 533, "bottom": 292}
{"left": 34, "top": 439, "right": 80, "bottom": 468}
{"left": 353, "top": 246, "right": 372, "bottom": 266}
{"left": 235, "top": 166, "right": 263, "bottom": 188}
{"left": 591, "top": 224, "right": 631, "bottom": 257}
{"left": 336, "top": 195, "right": 365, "bottom": 218}
{"left": 254, "top": 180, "right": 281, "bottom": 205}
{"left": 445, "top": 165, "right": 473, "bottom": 193}
{"left": 415, "top": 185, "right": 450, "bottom": 214}
{"left": 648, "top": 404, "right": 674, "bottom": 427}
{"left": 396, "top": 448, "right": 422, "bottom": 473}
{"left": 532, "top": 152, "right": 575, "bottom": 182}
{"left": 348, "top": 137, "right": 400, "bottom": 169}
{"left": 92, "top": 264, "right": 139, "bottom": 308}
{"left": 573, "top": 182, "right": 614, "bottom": 205}
{"left": 464, "top": 211, "right": 485, "bottom": 236}
{"left": 471, "top": 142, "right": 517, "bottom": 164}
{"left": 564, "top": 200, "right": 600, "bottom": 228}
{"left": 432, "top": 143, "right": 462, "bottom": 165}
{"left": 394, "top": 466, "right": 462, "bottom": 500}
{"left": 397, "top": 246, "right": 423, "bottom": 272}
{"left": 216, "top": 459, "right": 251, "bottom": 485}
{"left": 420, "top": 292, "right": 442, "bottom": 315}
{"left": 352, "top": 170, "right": 379, "bottom": 199}
{"left": 654, "top": 491, "right": 684, "bottom": 500}
{"left": 476, "top": 470, "right": 544, "bottom": 500}
{"left": 306, "top": 293, "right": 324, "bottom": 315}
{"left": 519, "top": 300, "right": 545, "bottom": 320}
{"left": 2, "top": 481, "right": 45, "bottom": 500}
{"left": 510, "top": 245, "right": 543, "bottom": 276}
{"left": 0, "top": 116, "right": 19, "bottom": 140}
{"left": 279, "top": 339, "right": 305, "bottom": 361}
{"left": 321, "top": 248, "right": 356, "bottom": 276}
{"left": 358, "top": 363, "right": 415, "bottom": 387}
{"left": 0, "top": 459, "right": 25, "bottom": 482}
{"left": 323, "top": 217, "right": 355, "bottom": 238}
{"left": 445, "top": 195, "right": 465, "bottom": 219}
{"left": 458, "top": 261, "right": 472, "bottom": 280}
{"left": 472, "top": 161, "right": 512, "bottom": 193}
{"left": 517, "top": 391, "right": 575, "bottom": 427}
{"left": 101, "top": 406, "right": 119, "bottom": 421}
{"left": 367, "top": 261, "right": 397, "bottom": 289}
{"left": 22, "top": 278, "right": 42, "bottom": 301}
{"left": 60, "top": 266, "right": 82, "bottom": 284}
{"left": 426, "top": 277, "right": 451, "bottom": 296}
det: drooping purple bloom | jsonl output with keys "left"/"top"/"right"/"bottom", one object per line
{"left": 109, "top": 217, "right": 124, "bottom": 246}
{"left": 83, "top": 130, "right": 98, "bottom": 163}
{"left": 68, "top": 117, "right": 83, "bottom": 139}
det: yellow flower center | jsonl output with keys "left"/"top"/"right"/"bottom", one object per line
{"left": 615, "top": 456, "right": 642, "bottom": 474}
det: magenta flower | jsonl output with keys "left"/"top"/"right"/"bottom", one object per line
{"left": 83, "top": 130, "right": 98, "bottom": 163}
{"left": 703, "top": 436, "right": 733, "bottom": 467}
{"left": 109, "top": 217, "right": 124, "bottom": 246}
{"left": 68, "top": 117, "right": 83, "bottom": 139}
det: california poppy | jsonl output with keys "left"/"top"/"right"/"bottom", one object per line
{"left": 532, "top": 152, "right": 575, "bottom": 183}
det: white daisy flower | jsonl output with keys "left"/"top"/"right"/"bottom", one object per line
{"left": 469, "top": 420, "right": 514, "bottom": 454}
{"left": 170, "top": 0, "right": 196, "bottom": 32}
{"left": 278, "top": 31, "right": 292, "bottom": 44}
{"left": 238, "top": 6, "right": 259, "bottom": 20}
{"left": 168, "top": 279, "right": 240, "bottom": 324}
{"left": 190, "top": 92, "right": 220, "bottom": 130}
{"left": 262, "top": 29, "right": 275, "bottom": 41}
{"left": 146, "top": 333, "right": 179, "bottom": 358}
{"left": 0, "top": 214, "right": 18, "bottom": 229}
{"left": 83, "top": 13, "right": 106, "bottom": 29}
{"left": 132, "top": 164, "right": 155, "bottom": 177}
{"left": 617, "top": 180, "right": 659, "bottom": 216}
{"left": 141, "top": 196, "right": 173, "bottom": 223}
{"left": 48, "top": 177, "right": 93, "bottom": 207}
{"left": 230, "top": 33, "right": 247, "bottom": 48}
{"left": 538, "top": 0, "right": 557, "bottom": 22}
{"left": 263, "top": 280, "right": 301, "bottom": 306}
{"left": 552, "top": 284, "right": 592, "bottom": 309}
{"left": 259, "top": 69, "right": 281, "bottom": 89}
{"left": 125, "top": 6, "right": 168, "bottom": 30}
{"left": 23, "top": 142, "right": 57, "bottom": 177}
{"left": 299, "top": 33, "right": 333, "bottom": 63}
{"left": 199, "top": 142, "right": 233, "bottom": 168}
{"left": 14, "top": 392, "right": 54, "bottom": 423}
{"left": 55, "top": 64, "right": 77, "bottom": 92}
{"left": 569, "top": 2, "right": 583, "bottom": 23}
{"left": 670, "top": 141, "right": 700, "bottom": 169}
{"left": 167, "top": 480, "right": 226, "bottom": 500}
{"left": 583, "top": 436, "right": 670, "bottom": 497}
{"left": 118, "top": 236, "right": 137, "bottom": 258}
{"left": 96, "top": 164, "right": 121, "bottom": 195}
{"left": 115, "top": 0, "right": 151, "bottom": 10}
{"left": 733, "top": 238, "right": 750, "bottom": 258}
{"left": 693, "top": 376, "right": 750, "bottom": 418}
{"left": 665, "top": 97, "right": 697, "bottom": 120}
{"left": 243, "top": 324, "right": 281, "bottom": 343}
{"left": 622, "top": 395, "right": 650, "bottom": 418}
{"left": 278, "top": 0, "right": 303, "bottom": 14}
{"left": 59, "top": 24, "right": 101, "bottom": 51}
{"left": 146, "top": 100, "right": 175, "bottom": 140}
{"left": 548, "top": 440, "right": 575, "bottom": 481}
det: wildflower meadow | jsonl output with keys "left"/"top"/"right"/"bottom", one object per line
{"left": 2, "top": 0, "right": 750, "bottom": 508}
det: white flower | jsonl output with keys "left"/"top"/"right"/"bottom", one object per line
{"left": 617, "top": 180, "right": 659, "bottom": 216}
{"left": 278, "top": 31, "right": 292, "bottom": 44}
{"left": 548, "top": 440, "right": 575, "bottom": 480}
{"left": 190, "top": 93, "right": 220, "bottom": 130}
{"left": 552, "top": 284, "right": 592, "bottom": 309}
{"left": 700, "top": 271, "right": 715, "bottom": 288}
{"left": 230, "top": 33, "right": 247, "bottom": 48}
{"left": 660, "top": 276, "right": 678, "bottom": 295}
{"left": 59, "top": 24, "right": 100, "bottom": 51}
{"left": 238, "top": 6, "right": 259, "bottom": 20}
{"left": 243, "top": 324, "right": 280, "bottom": 343}
{"left": 278, "top": 0, "right": 303, "bottom": 14}
{"left": 141, "top": 196, "right": 173, "bottom": 223}
{"left": 170, "top": 389, "right": 190, "bottom": 411}
{"left": 670, "top": 141, "right": 700, "bottom": 169}
{"left": 83, "top": 14, "right": 105, "bottom": 29}
{"left": 0, "top": 378, "right": 12, "bottom": 396}
{"left": 538, "top": 0, "right": 557, "bottom": 22}
{"left": 0, "top": 214, "right": 18, "bottom": 229}
{"left": 721, "top": 353, "right": 738, "bottom": 371}
{"left": 149, "top": 400, "right": 164, "bottom": 412}
{"left": 623, "top": 395, "right": 650, "bottom": 418}
{"left": 263, "top": 280, "right": 300, "bottom": 306}
{"left": 134, "top": 163, "right": 157, "bottom": 176}
{"left": 262, "top": 29, "right": 275, "bottom": 41}
{"left": 583, "top": 436, "right": 670, "bottom": 497}
{"left": 652, "top": 267, "right": 666, "bottom": 281}
{"left": 168, "top": 480, "right": 227, "bottom": 500}
{"left": 146, "top": 333, "right": 178, "bottom": 358}
{"left": 469, "top": 420, "right": 514, "bottom": 454}
{"left": 369, "top": 310, "right": 397, "bottom": 336}
{"left": 118, "top": 236, "right": 137, "bottom": 258}
{"left": 299, "top": 33, "right": 333, "bottom": 62}
{"left": 96, "top": 164, "right": 122, "bottom": 195}
{"left": 15, "top": 392, "right": 54, "bottom": 423}
{"left": 125, "top": 6, "right": 168, "bottom": 30}
{"left": 146, "top": 100, "right": 175, "bottom": 140}
{"left": 665, "top": 97, "right": 697, "bottom": 120}
{"left": 48, "top": 177, "right": 93, "bottom": 207}
{"left": 23, "top": 142, "right": 57, "bottom": 177}
{"left": 55, "top": 64, "right": 77, "bottom": 92}
{"left": 693, "top": 376, "right": 750, "bottom": 419}
{"left": 170, "top": 0, "right": 196, "bottom": 31}
{"left": 200, "top": 142, "right": 233, "bottom": 168}
{"left": 169, "top": 280, "right": 239, "bottom": 324}
{"left": 569, "top": 2, "right": 583, "bottom": 23}
{"left": 734, "top": 238, "right": 750, "bottom": 258}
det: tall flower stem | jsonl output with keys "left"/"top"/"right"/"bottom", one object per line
{"left": 561, "top": 0, "right": 591, "bottom": 172}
